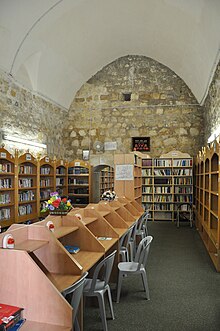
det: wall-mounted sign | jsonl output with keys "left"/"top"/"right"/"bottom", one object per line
{"left": 132, "top": 137, "right": 150, "bottom": 152}
{"left": 104, "top": 141, "right": 117, "bottom": 151}
{"left": 82, "top": 150, "right": 90, "bottom": 160}
{"left": 115, "top": 164, "right": 133, "bottom": 180}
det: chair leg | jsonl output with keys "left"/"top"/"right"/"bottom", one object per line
{"left": 97, "top": 292, "right": 108, "bottom": 331}
{"left": 116, "top": 271, "right": 123, "bottom": 303}
{"left": 141, "top": 269, "right": 150, "bottom": 300}
{"left": 74, "top": 317, "right": 80, "bottom": 331}
{"left": 129, "top": 241, "right": 134, "bottom": 261}
{"left": 107, "top": 285, "right": 115, "bottom": 320}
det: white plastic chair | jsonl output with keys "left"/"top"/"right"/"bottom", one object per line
{"left": 128, "top": 219, "right": 139, "bottom": 261}
{"left": 136, "top": 210, "right": 149, "bottom": 240}
{"left": 116, "top": 236, "right": 153, "bottom": 303}
{"left": 62, "top": 272, "right": 88, "bottom": 331}
{"left": 119, "top": 225, "right": 134, "bottom": 262}
{"left": 83, "top": 250, "right": 117, "bottom": 331}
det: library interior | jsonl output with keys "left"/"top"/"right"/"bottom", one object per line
{"left": 0, "top": 1, "right": 220, "bottom": 331}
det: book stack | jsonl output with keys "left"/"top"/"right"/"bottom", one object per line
{"left": 0, "top": 303, "right": 25, "bottom": 331}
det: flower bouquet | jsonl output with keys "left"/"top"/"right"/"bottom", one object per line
{"left": 41, "top": 192, "right": 72, "bottom": 215}
{"left": 101, "top": 190, "right": 117, "bottom": 201}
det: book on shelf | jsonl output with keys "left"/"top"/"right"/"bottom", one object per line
{"left": 0, "top": 303, "right": 24, "bottom": 331}
{"left": 64, "top": 245, "right": 80, "bottom": 254}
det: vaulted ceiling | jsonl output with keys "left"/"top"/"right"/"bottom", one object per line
{"left": 0, "top": 0, "right": 219, "bottom": 109}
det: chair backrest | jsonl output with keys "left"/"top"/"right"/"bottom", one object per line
{"left": 119, "top": 225, "right": 134, "bottom": 249}
{"left": 134, "top": 236, "right": 153, "bottom": 269}
{"left": 137, "top": 211, "right": 149, "bottom": 232}
{"left": 89, "top": 250, "right": 117, "bottom": 293}
{"left": 62, "top": 272, "right": 88, "bottom": 324}
{"left": 130, "top": 219, "right": 139, "bottom": 242}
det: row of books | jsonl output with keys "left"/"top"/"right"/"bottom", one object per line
{"left": 0, "top": 163, "right": 12, "bottom": 173}
{"left": 68, "top": 178, "right": 88, "bottom": 185}
{"left": 173, "top": 159, "right": 192, "bottom": 167}
{"left": 154, "top": 169, "right": 172, "bottom": 176}
{"left": 40, "top": 179, "right": 52, "bottom": 187}
{"left": 142, "top": 178, "right": 152, "bottom": 185}
{"left": 19, "top": 191, "right": 35, "bottom": 202}
{"left": 174, "top": 178, "right": 192, "bottom": 185}
{"left": 40, "top": 167, "right": 52, "bottom": 175}
{"left": 174, "top": 196, "right": 193, "bottom": 203}
{"left": 142, "top": 169, "right": 152, "bottom": 176}
{"left": 68, "top": 167, "right": 89, "bottom": 174}
{"left": 142, "top": 187, "right": 153, "bottom": 193}
{"left": 56, "top": 168, "right": 66, "bottom": 175}
{"left": 142, "top": 159, "right": 192, "bottom": 167}
{"left": 19, "top": 165, "right": 33, "bottom": 175}
{"left": 56, "top": 178, "right": 65, "bottom": 186}
{"left": 173, "top": 169, "right": 192, "bottom": 176}
{"left": 18, "top": 204, "right": 32, "bottom": 216}
{"left": 0, "top": 208, "right": 10, "bottom": 220}
{"left": 18, "top": 179, "right": 33, "bottom": 188}
{"left": 174, "top": 187, "right": 192, "bottom": 194}
{"left": 0, "top": 193, "right": 11, "bottom": 205}
{"left": 40, "top": 189, "right": 51, "bottom": 200}
{"left": 154, "top": 195, "right": 172, "bottom": 202}
{"left": 0, "top": 179, "right": 12, "bottom": 189}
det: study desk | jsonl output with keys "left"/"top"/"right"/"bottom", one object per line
{"left": 0, "top": 224, "right": 80, "bottom": 330}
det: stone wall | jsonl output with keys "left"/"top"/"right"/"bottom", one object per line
{"left": 64, "top": 55, "right": 204, "bottom": 164}
{"left": 203, "top": 60, "right": 220, "bottom": 143}
{"left": 0, "top": 71, "right": 66, "bottom": 158}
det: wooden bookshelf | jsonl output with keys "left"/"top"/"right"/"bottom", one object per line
{"left": 39, "top": 156, "right": 55, "bottom": 217}
{"left": 55, "top": 160, "right": 68, "bottom": 196}
{"left": 92, "top": 164, "right": 114, "bottom": 202}
{"left": 195, "top": 141, "right": 220, "bottom": 271}
{"left": 16, "top": 152, "right": 38, "bottom": 224}
{"left": 68, "top": 160, "right": 92, "bottom": 207}
{"left": 114, "top": 153, "right": 142, "bottom": 205}
{"left": 0, "top": 147, "right": 15, "bottom": 228}
{"left": 141, "top": 151, "right": 193, "bottom": 222}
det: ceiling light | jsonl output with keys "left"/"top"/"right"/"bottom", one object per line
{"left": 3, "top": 134, "right": 47, "bottom": 149}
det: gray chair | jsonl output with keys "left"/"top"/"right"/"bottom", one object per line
{"left": 119, "top": 225, "right": 134, "bottom": 262}
{"left": 83, "top": 250, "right": 117, "bottom": 331}
{"left": 62, "top": 272, "right": 88, "bottom": 331}
{"left": 116, "top": 236, "right": 153, "bottom": 303}
{"left": 136, "top": 210, "right": 149, "bottom": 240}
{"left": 128, "top": 219, "right": 139, "bottom": 261}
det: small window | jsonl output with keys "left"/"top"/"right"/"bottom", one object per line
{"left": 123, "top": 93, "right": 131, "bottom": 101}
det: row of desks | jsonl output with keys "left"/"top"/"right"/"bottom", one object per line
{"left": 0, "top": 197, "right": 143, "bottom": 330}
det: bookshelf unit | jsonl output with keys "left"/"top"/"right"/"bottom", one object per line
{"left": 55, "top": 160, "right": 68, "bottom": 196}
{"left": 39, "top": 156, "right": 55, "bottom": 216}
{"left": 114, "top": 153, "right": 142, "bottom": 205}
{"left": 92, "top": 164, "right": 114, "bottom": 202}
{"left": 99, "top": 165, "right": 114, "bottom": 197}
{"left": 16, "top": 152, "right": 38, "bottom": 224}
{"left": 195, "top": 142, "right": 220, "bottom": 271}
{"left": 68, "top": 160, "right": 92, "bottom": 207}
{"left": 0, "top": 147, "right": 15, "bottom": 228}
{"left": 141, "top": 151, "right": 193, "bottom": 222}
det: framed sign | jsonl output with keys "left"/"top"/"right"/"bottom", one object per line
{"left": 132, "top": 137, "right": 150, "bottom": 152}
{"left": 115, "top": 164, "right": 134, "bottom": 180}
